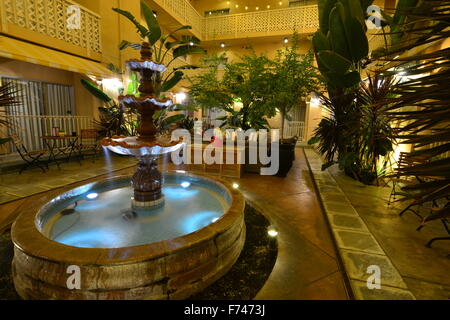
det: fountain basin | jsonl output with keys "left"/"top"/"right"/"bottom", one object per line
{"left": 11, "top": 172, "right": 245, "bottom": 300}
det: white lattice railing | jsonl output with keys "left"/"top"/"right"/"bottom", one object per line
{"left": 152, "top": 0, "right": 203, "bottom": 38}
{"left": 1, "top": 115, "right": 93, "bottom": 156}
{"left": 153, "top": 0, "right": 318, "bottom": 40}
{"left": 203, "top": 5, "right": 319, "bottom": 40}
{"left": 283, "top": 121, "right": 305, "bottom": 142}
{"left": 0, "top": 0, "right": 101, "bottom": 55}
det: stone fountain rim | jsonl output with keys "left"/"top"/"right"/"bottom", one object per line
{"left": 11, "top": 171, "right": 245, "bottom": 266}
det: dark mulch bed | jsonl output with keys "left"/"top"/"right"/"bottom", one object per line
{"left": 190, "top": 205, "right": 278, "bottom": 300}
{"left": 0, "top": 205, "right": 277, "bottom": 300}
{"left": 0, "top": 231, "right": 20, "bottom": 300}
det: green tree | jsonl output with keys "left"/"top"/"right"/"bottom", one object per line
{"left": 189, "top": 51, "right": 275, "bottom": 130}
{"left": 268, "top": 35, "right": 320, "bottom": 140}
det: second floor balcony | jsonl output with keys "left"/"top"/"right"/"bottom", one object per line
{"left": 150, "top": 0, "right": 319, "bottom": 41}
{"left": 0, "top": 0, "right": 102, "bottom": 61}
{"left": 202, "top": 5, "right": 319, "bottom": 40}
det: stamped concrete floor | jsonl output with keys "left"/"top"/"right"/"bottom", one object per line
{"left": 0, "top": 153, "right": 136, "bottom": 205}
{"left": 304, "top": 148, "right": 450, "bottom": 300}
{"left": 326, "top": 165, "right": 450, "bottom": 300}
{"left": 0, "top": 149, "right": 349, "bottom": 300}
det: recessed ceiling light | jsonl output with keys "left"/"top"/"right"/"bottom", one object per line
{"left": 245, "top": 6, "right": 248, "bottom": 10}
{"left": 267, "top": 5, "right": 271, "bottom": 9}
{"left": 232, "top": 183, "right": 239, "bottom": 189}
{"left": 284, "top": 37, "right": 289, "bottom": 43}
{"left": 220, "top": 42, "right": 225, "bottom": 48}
{"left": 256, "top": 6, "right": 259, "bottom": 10}
{"left": 235, "top": 4, "right": 239, "bottom": 8}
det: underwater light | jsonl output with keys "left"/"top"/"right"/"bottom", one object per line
{"left": 181, "top": 182, "right": 191, "bottom": 188}
{"left": 86, "top": 193, "right": 99, "bottom": 200}
{"left": 267, "top": 228, "right": 278, "bottom": 237}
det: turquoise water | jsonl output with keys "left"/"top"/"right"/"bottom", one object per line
{"left": 40, "top": 174, "right": 231, "bottom": 249}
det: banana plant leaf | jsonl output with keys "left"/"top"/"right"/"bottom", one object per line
{"left": 160, "top": 25, "right": 192, "bottom": 44}
{"left": 162, "top": 114, "right": 186, "bottom": 125}
{"left": 119, "top": 40, "right": 141, "bottom": 51}
{"left": 112, "top": 8, "right": 148, "bottom": 39}
{"left": 81, "top": 79, "right": 112, "bottom": 103}
{"left": 174, "top": 65, "right": 200, "bottom": 71}
{"left": 161, "top": 71, "right": 184, "bottom": 92}
{"left": 172, "top": 45, "right": 206, "bottom": 60}
{"left": 328, "top": 3, "right": 352, "bottom": 60}
{"left": 317, "top": 50, "right": 352, "bottom": 74}
{"left": 141, "top": 1, "right": 161, "bottom": 45}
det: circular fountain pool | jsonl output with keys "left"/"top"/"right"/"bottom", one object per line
{"left": 41, "top": 174, "right": 231, "bottom": 248}
{"left": 11, "top": 172, "right": 245, "bottom": 300}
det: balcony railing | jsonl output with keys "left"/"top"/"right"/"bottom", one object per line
{"left": 152, "top": 0, "right": 318, "bottom": 40}
{"left": 283, "top": 121, "right": 305, "bottom": 142}
{"left": 203, "top": 5, "right": 319, "bottom": 40}
{"left": 0, "top": 0, "right": 102, "bottom": 60}
{"left": 152, "top": 0, "right": 203, "bottom": 38}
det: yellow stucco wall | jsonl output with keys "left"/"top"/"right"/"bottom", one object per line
{"left": 0, "top": 0, "right": 144, "bottom": 119}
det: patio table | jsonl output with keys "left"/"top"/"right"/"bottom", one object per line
{"left": 41, "top": 135, "right": 79, "bottom": 170}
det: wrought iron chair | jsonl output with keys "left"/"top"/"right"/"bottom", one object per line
{"left": 388, "top": 152, "right": 433, "bottom": 217}
{"left": 12, "top": 135, "right": 48, "bottom": 174}
{"left": 77, "top": 129, "right": 100, "bottom": 163}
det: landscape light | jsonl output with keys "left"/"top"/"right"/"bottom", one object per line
{"left": 181, "top": 182, "right": 191, "bottom": 188}
{"left": 86, "top": 193, "right": 98, "bottom": 200}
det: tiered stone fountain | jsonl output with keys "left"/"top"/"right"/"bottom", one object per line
{"left": 11, "top": 42, "right": 245, "bottom": 300}
{"left": 101, "top": 42, "right": 183, "bottom": 208}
